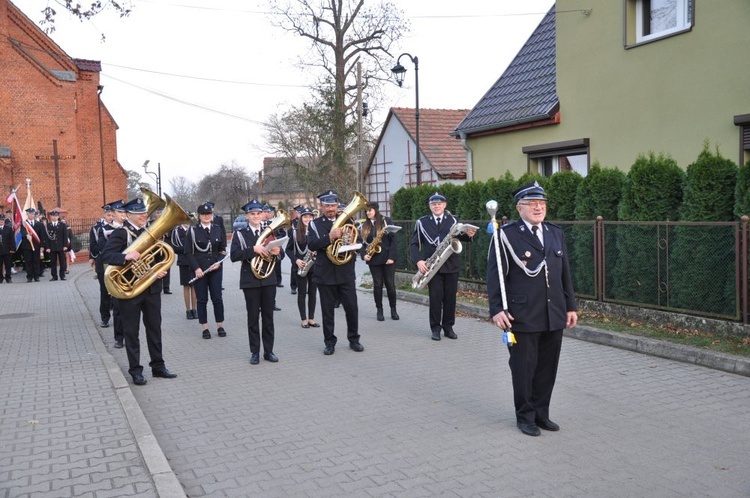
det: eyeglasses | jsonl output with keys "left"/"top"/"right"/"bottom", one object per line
{"left": 518, "top": 200, "right": 547, "bottom": 208}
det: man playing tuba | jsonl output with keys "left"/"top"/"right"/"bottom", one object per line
{"left": 307, "top": 190, "right": 365, "bottom": 356}
{"left": 101, "top": 197, "right": 178, "bottom": 386}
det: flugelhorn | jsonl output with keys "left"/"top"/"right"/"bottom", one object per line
{"left": 326, "top": 192, "right": 368, "bottom": 265}
{"left": 105, "top": 194, "right": 190, "bottom": 299}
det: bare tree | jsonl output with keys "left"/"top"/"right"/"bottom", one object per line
{"left": 167, "top": 176, "right": 199, "bottom": 210}
{"left": 195, "top": 162, "right": 254, "bottom": 217}
{"left": 268, "top": 0, "right": 407, "bottom": 178}
{"left": 125, "top": 170, "right": 148, "bottom": 200}
{"left": 39, "top": 0, "right": 133, "bottom": 39}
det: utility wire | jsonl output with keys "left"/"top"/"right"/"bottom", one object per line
{"left": 104, "top": 63, "right": 308, "bottom": 87}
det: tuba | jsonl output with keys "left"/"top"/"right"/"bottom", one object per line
{"left": 105, "top": 194, "right": 191, "bottom": 299}
{"left": 412, "top": 220, "right": 479, "bottom": 290}
{"left": 251, "top": 209, "right": 291, "bottom": 279}
{"left": 141, "top": 187, "right": 166, "bottom": 217}
{"left": 326, "top": 192, "right": 368, "bottom": 265}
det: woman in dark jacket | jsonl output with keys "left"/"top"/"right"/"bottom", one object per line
{"left": 360, "top": 202, "right": 399, "bottom": 321}
{"left": 286, "top": 207, "right": 319, "bottom": 328}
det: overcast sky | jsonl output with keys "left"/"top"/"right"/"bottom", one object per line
{"left": 13, "top": 0, "right": 554, "bottom": 191}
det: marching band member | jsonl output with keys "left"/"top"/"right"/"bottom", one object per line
{"left": 170, "top": 212, "right": 197, "bottom": 320}
{"left": 101, "top": 197, "right": 177, "bottom": 386}
{"left": 288, "top": 205, "right": 303, "bottom": 295}
{"left": 98, "top": 200, "right": 127, "bottom": 346}
{"left": 91, "top": 202, "right": 114, "bottom": 328}
{"left": 20, "top": 208, "right": 45, "bottom": 282}
{"left": 410, "top": 192, "right": 476, "bottom": 341}
{"left": 231, "top": 199, "right": 282, "bottom": 365}
{"left": 487, "top": 181, "right": 577, "bottom": 437}
{"left": 0, "top": 214, "right": 13, "bottom": 283}
{"left": 44, "top": 209, "right": 70, "bottom": 281}
{"left": 152, "top": 206, "right": 172, "bottom": 295}
{"left": 185, "top": 202, "right": 227, "bottom": 340}
{"left": 307, "top": 190, "right": 363, "bottom": 356}
{"left": 286, "top": 206, "right": 319, "bottom": 329}
{"left": 360, "top": 202, "right": 399, "bottom": 321}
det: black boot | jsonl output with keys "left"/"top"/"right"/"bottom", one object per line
{"left": 186, "top": 310, "right": 193, "bottom": 320}
{"left": 376, "top": 308, "right": 385, "bottom": 321}
{"left": 391, "top": 307, "right": 400, "bottom": 320}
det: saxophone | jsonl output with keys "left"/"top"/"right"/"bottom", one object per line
{"left": 326, "top": 192, "right": 368, "bottom": 265}
{"left": 365, "top": 222, "right": 401, "bottom": 258}
{"left": 297, "top": 250, "right": 316, "bottom": 277}
{"left": 412, "top": 221, "right": 479, "bottom": 290}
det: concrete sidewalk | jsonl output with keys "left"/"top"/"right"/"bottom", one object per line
{"left": 3, "top": 260, "right": 750, "bottom": 497}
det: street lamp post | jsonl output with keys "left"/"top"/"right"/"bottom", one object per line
{"left": 142, "top": 159, "right": 162, "bottom": 196}
{"left": 391, "top": 53, "right": 421, "bottom": 186}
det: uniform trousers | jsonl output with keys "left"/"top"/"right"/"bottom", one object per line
{"left": 0, "top": 253, "right": 12, "bottom": 281}
{"left": 119, "top": 291, "right": 165, "bottom": 377}
{"left": 194, "top": 268, "right": 224, "bottom": 324}
{"left": 112, "top": 298, "right": 124, "bottom": 342}
{"left": 369, "top": 264, "right": 396, "bottom": 310}
{"left": 318, "top": 280, "right": 359, "bottom": 347}
{"left": 427, "top": 272, "right": 459, "bottom": 334}
{"left": 49, "top": 250, "right": 67, "bottom": 278}
{"left": 508, "top": 329, "right": 563, "bottom": 425}
{"left": 242, "top": 286, "right": 276, "bottom": 354}
{"left": 96, "top": 271, "right": 113, "bottom": 323}
{"left": 295, "top": 271, "right": 317, "bottom": 320}
{"left": 290, "top": 261, "right": 298, "bottom": 291}
{"left": 22, "top": 248, "right": 41, "bottom": 279}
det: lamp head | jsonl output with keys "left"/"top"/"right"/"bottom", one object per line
{"left": 391, "top": 63, "right": 406, "bottom": 87}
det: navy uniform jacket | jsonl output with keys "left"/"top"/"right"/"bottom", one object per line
{"left": 285, "top": 225, "right": 313, "bottom": 266}
{"left": 184, "top": 223, "right": 226, "bottom": 272}
{"left": 19, "top": 220, "right": 46, "bottom": 251}
{"left": 0, "top": 221, "right": 14, "bottom": 255}
{"left": 307, "top": 216, "right": 356, "bottom": 285}
{"left": 230, "top": 226, "right": 283, "bottom": 288}
{"left": 486, "top": 220, "right": 576, "bottom": 333}
{"left": 44, "top": 222, "right": 69, "bottom": 252}
{"left": 169, "top": 225, "right": 190, "bottom": 267}
{"left": 360, "top": 217, "right": 397, "bottom": 266}
{"left": 410, "top": 213, "right": 473, "bottom": 274}
{"left": 100, "top": 220, "right": 163, "bottom": 294}
{"left": 94, "top": 222, "right": 118, "bottom": 273}
{"left": 88, "top": 220, "right": 103, "bottom": 261}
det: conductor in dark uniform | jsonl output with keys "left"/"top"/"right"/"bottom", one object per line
{"left": 307, "top": 190, "right": 363, "bottom": 355}
{"left": 185, "top": 202, "right": 227, "bottom": 339}
{"left": 487, "top": 181, "right": 578, "bottom": 437}
{"left": 230, "top": 199, "right": 282, "bottom": 364}
{"left": 101, "top": 197, "right": 177, "bottom": 386}
{"left": 410, "top": 192, "right": 476, "bottom": 341}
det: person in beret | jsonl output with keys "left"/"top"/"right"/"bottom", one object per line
{"left": 20, "top": 207, "right": 45, "bottom": 282}
{"left": 487, "top": 181, "right": 578, "bottom": 437}
{"left": 231, "top": 199, "right": 283, "bottom": 364}
{"left": 307, "top": 190, "right": 364, "bottom": 355}
{"left": 101, "top": 197, "right": 178, "bottom": 386}
{"left": 410, "top": 192, "right": 476, "bottom": 341}
{"left": 185, "top": 202, "right": 227, "bottom": 340}
{"left": 43, "top": 209, "right": 70, "bottom": 281}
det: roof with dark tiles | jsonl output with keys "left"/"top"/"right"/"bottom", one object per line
{"left": 453, "top": 5, "right": 557, "bottom": 136}
{"left": 390, "top": 107, "right": 470, "bottom": 179}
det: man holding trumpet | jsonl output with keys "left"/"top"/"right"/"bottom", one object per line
{"left": 486, "top": 181, "right": 577, "bottom": 437}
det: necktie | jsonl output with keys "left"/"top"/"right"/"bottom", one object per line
{"left": 532, "top": 225, "right": 543, "bottom": 246}
{"left": 436, "top": 217, "right": 441, "bottom": 229}
{"left": 254, "top": 229, "right": 259, "bottom": 238}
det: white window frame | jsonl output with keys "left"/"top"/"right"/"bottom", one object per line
{"left": 523, "top": 139, "right": 590, "bottom": 178}
{"left": 635, "top": 0, "right": 691, "bottom": 43}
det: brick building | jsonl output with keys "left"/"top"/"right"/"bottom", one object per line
{"left": 0, "top": 0, "right": 126, "bottom": 220}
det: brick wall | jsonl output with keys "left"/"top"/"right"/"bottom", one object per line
{"left": 0, "top": 0, "right": 126, "bottom": 220}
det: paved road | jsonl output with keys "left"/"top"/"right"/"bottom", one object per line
{"left": 2, "top": 260, "right": 750, "bottom": 497}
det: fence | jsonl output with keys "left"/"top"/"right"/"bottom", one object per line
{"left": 392, "top": 218, "right": 750, "bottom": 324}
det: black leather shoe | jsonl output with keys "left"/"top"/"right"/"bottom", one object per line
{"left": 291, "top": 289, "right": 297, "bottom": 295}
{"left": 50, "top": 277, "right": 58, "bottom": 281}
{"left": 60, "top": 277, "right": 66, "bottom": 281}
{"left": 100, "top": 320, "right": 110, "bottom": 328}
{"left": 309, "top": 322, "right": 320, "bottom": 328}
{"left": 132, "top": 374, "right": 147, "bottom": 386}
{"left": 273, "top": 306, "right": 281, "bottom": 311}
{"left": 263, "top": 352, "right": 279, "bottom": 362}
{"left": 517, "top": 422, "right": 541, "bottom": 437}
{"left": 444, "top": 330, "right": 458, "bottom": 340}
{"left": 152, "top": 369, "right": 178, "bottom": 379}
{"left": 391, "top": 308, "right": 399, "bottom": 320}
{"left": 323, "top": 345, "right": 335, "bottom": 355}
{"left": 277, "top": 284, "right": 284, "bottom": 288}
{"left": 217, "top": 327, "right": 227, "bottom": 337}
{"left": 163, "top": 289, "right": 172, "bottom": 294}
{"left": 432, "top": 331, "right": 441, "bottom": 341}
{"left": 114, "top": 339, "right": 124, "bottom": 349}
{"left": 376, "top": 309, "right": 385, "bottom": 321}
{"left": 34, "top": 278, "right": 40, "bottom": 282}
{"left": 191, "top": 309, "right": 198, "bottom": 319}
{"left": 186, "top": 311, "right": 193, "bottom": 320}
{"left": 250, "top": 353, "right": 260, "bottom": 365}
{"left": 349, "top": 342, "right": 364, "bottom": 352}
{"left": 536, "top": 419, "right": 560, "bottom": 431}
{"left": 202, "top": 330, "right": 211, "bottom": 339}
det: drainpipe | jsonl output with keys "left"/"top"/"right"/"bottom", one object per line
{"left": 459, "top": 132, "right": 473, "bottom": 181}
